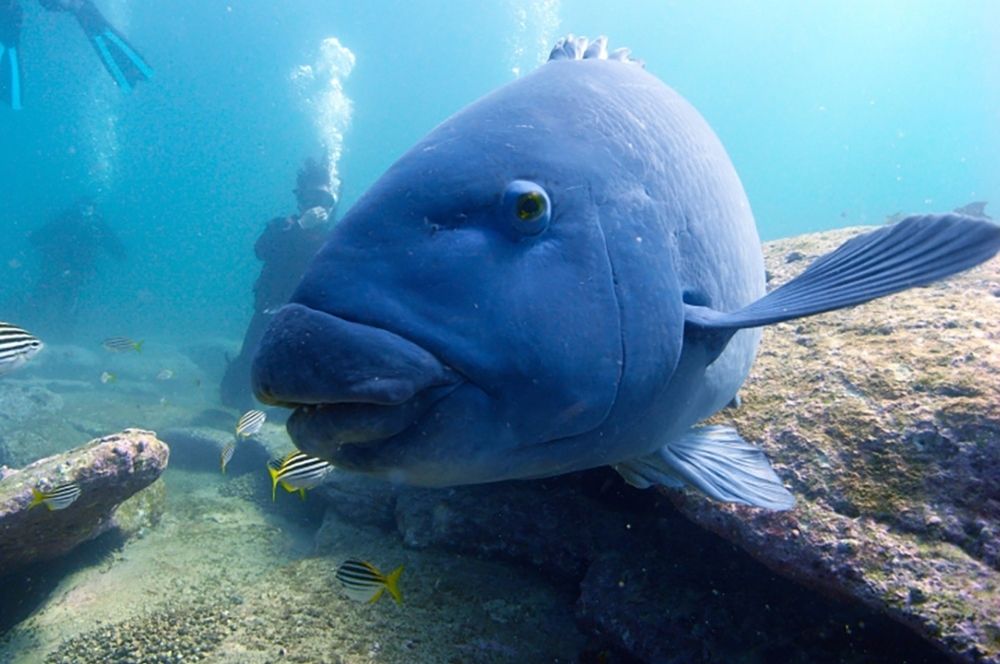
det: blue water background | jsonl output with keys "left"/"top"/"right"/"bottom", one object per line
{"left": 1, "top": 0, "right": 997, "bottom": 342}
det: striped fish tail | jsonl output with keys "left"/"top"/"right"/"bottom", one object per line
{"left": 28, "top": 487, "right": 46, "bottom": 510}
{"left": 384, "top": 565, "right": 404, "bottom": 605}
{"left": 268, "top": 464, "right": 280, "bottom": 501}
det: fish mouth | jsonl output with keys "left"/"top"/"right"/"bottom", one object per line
{"left": 285, "top": 381, "right": 462, "bottom": 469}
{"left": 252, "top": 303, "right": 465, "bottom": 462}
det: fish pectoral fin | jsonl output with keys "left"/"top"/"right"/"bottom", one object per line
{"left": 685, "top": 213, "right": 1000, "bottom": 336}
{"left": 612, "top": 426, "right": 796, "bottom": 511}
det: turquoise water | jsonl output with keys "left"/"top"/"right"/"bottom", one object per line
{"left": 1, "top": 3, "right": 998, "bottom": 661}
{"left": 2, "top": 0, "right": 997, "bottom": 339}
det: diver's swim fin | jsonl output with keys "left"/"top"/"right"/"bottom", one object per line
{"left": 614, "top": 425, "right": 797, "bottom": 511}
{"left": 0, "top": 0, "right": 23, "bottom": 109}
{"left": 686, "top": 213, "right": 1000, "bottom": 336}
{"left": 0, "top": 41, "right": 23, "bottom": 110}
{"left": 74, "top": 0, "right": 152, "bottom": 92}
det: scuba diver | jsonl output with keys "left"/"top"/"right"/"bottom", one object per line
{"left": 1, "top": 0, "right": 152, "bottom": 110}
{"left": 220, "top": 157, "right": 338, "bottom": 410}
{"left": 28, "top": 198, "right": 126, "bottom": 339}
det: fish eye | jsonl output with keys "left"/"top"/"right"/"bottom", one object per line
{"left": 503, "top": 180, "right": 551, "bottom": 236}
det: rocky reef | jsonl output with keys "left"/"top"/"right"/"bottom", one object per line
{"left": 0, "top": 429, "right": 169, "bottom": 575}
{"left": 671, "top": 228, "right": 1000, "bottom": 663}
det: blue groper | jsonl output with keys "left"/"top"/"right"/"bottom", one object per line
{"left": 253, "top": 36, "right": 1000, "bottom": 510}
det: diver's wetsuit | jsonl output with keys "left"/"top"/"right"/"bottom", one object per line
{"left": 29, "top": 205, "right": 127, "bottom": 339}
{"left": 220, "top": 216, "right": 331, "bottom": 410}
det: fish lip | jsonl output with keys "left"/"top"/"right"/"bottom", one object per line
{"left": 287, "top": 379, "right": 465, "bottom": 457}
{"left": 259, "top": 303, "right": 471, "bottom": 453}
{"left": 254, "top": 303, "right": 467, "bottom": 408}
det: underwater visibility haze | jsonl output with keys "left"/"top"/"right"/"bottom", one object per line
{"left": 1, "top": 2, "right": 999, "bottom": 663}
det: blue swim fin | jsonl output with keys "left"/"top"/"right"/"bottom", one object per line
{"left": 614, "top": 426, "right": 796, "bottom": 510}
{"left": 74, "top": 1, "right": 152, "bottom": 92}
{"left": 0, "top": 1, "right": 24, "bottom": 110}
{"left": 686, "top": 213, "right": 1000, "bottom": 337}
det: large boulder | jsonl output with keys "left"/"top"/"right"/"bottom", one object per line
{"left": 668, "top": 227, "right": 1000, "bottom": 663}
{"left": 0, "top": 429, "right": 169, "bottom": 575}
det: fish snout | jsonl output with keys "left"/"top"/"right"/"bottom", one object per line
{"left": 251, "top": 303, "right": 457, "bottom": 408}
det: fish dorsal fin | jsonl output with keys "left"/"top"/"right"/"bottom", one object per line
{"left": 547, "top": 34, "right": 643, "bottom": 67}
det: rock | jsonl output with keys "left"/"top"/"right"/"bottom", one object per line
{"left": 158, "top": 426, "right": 273, "bottom": 474}
{"left": 0, "top": 429, "right": 169, "bottom": 575}
{"left": 667, "top": 228, "right": 1000, "bottom": 663}
{"left": 0, "top": 383, "right": 64, "bottom": 430}
{"left": 313, "top": 473, "right": 400, "bottom": 534}
{"left": 393, "top": 476, "right": 626, "bottom": 580}
{"left": 111, "top": 477, "right": 167, "bottom": 538}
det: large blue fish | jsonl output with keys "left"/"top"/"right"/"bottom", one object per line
{"left": 253, "top": 36, "right": 1000, "bottom": 510}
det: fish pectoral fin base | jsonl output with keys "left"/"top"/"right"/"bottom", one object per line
{"left": 686, "top": 213, "right": 1000, "bottom": 337}
{"left": 613, "top": 426, "right": 796, "bottom": 511}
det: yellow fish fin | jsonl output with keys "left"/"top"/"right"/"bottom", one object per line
{"left": 384, "top": 565, "right": 404, "bottom": 605}
{"left": 299, "top": 488, "right": 307, "bottom": 501}
{"left": 267, "top": 464, "right": 280, "bottom": 501}
{"left": 367, "top": 586, "right": 386, "bottom": 604}
{"left": 133, "top": 340, "right": 144, "bottom": 352}
{"left": 28, "top": 487, "right": 47, "bottom": 510}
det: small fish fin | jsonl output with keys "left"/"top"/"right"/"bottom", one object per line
{"left": 279, "top": 480, "right": 296, "bottom": 494}
{"left": 367, "top": 586, "right": 386, "bottom": 605}
{"left": 686, "top": 213, "right": 1000, "bottom": 336}
{"left": 133, "top": 340, "right": 144, "bottom": 352}
{"left": 28, "top": 487, "right": 46, "bottom": 510}
{"left": 384, "top": 565, "right": 404, "bottom": 605}
{"left": 298, "top": 488, "right": 306, "bottom": 500}
{"left": 612, "top": 426, "right": 796, "bottom": 511}
{"left": 267, "top": 464, "right": 280, "bottom": 501}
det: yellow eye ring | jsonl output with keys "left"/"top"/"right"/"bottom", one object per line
{"left": 504, "top": 180, "right": 551, "bottom": 236}
{"left": 517, "top": 192, "right": 546, "bottom": 221}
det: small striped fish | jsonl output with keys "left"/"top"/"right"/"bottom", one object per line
{"left": 235, "top": 409, "right": 266, "bottom": 438}
{"left": 29, "top": 483, "right": 82, "bottom": 511}
{"left": 0, "top": 322, "right": 44, "bottom": 375}
{"left": 103, "top": 337, "right": 143, "bottom": 353}
{"left": 220, "top": 440, "right": 236, "bottom": 474}
{"left": 335, "top": 559, "right": 404, "bottom": 605}
{"left": 267, "top": 452, "right": 333, "bottom": 501}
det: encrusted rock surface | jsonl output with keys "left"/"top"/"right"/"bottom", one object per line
{"left": 669, "top": 227, "right": 1000, "bottom": 663}
{"left": 0, "top": 429, "right": 169, "bottom": 574}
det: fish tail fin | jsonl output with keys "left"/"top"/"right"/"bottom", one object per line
{"left": 384, "top": 565, "right": 404, "bottom": 605}
{"left": 133, "top": 340, "right": 144, "bottom": 353}
{"left": 613, "top": 426, "right": 796, "bottom": 511}
{"left": 267, "top": 465, "right": 279, "bottom": 501}
{"left": 28, "top": 487, "right": 46, "bottom": 510}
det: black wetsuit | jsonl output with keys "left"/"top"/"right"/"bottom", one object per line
{"left": 29, "top": 209, "right": 126, "bottom": 338}
{"left": 220, "top": 215, "right": 330, "bottom": 410}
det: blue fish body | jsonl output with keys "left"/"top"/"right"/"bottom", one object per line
{"left": 253, "top": 36, "right": 1000, "bottom": 509}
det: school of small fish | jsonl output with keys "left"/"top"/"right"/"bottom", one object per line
{"left": 4, "top": 326, "right": 392, "bottom": 614}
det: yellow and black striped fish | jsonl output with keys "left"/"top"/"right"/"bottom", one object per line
{"left": 0, "top": 322, "right": 44, "bottom": 375}
{"left": 235, "top": 409, "right": 266, "bottom": 438}
{"left": 220, "top": 440, "right": 236, "bottom": 474}
{"left": 29, "top": 482, "right": 82, "bottom": 511}
{"left": 335, "top": 559, "right": 404, "bottom": 605}
{"left": 102, "top": 337, "right": 143, "bottom": 353}
{"left": 266, "top": 452, "right": 333, "bottom": 501}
